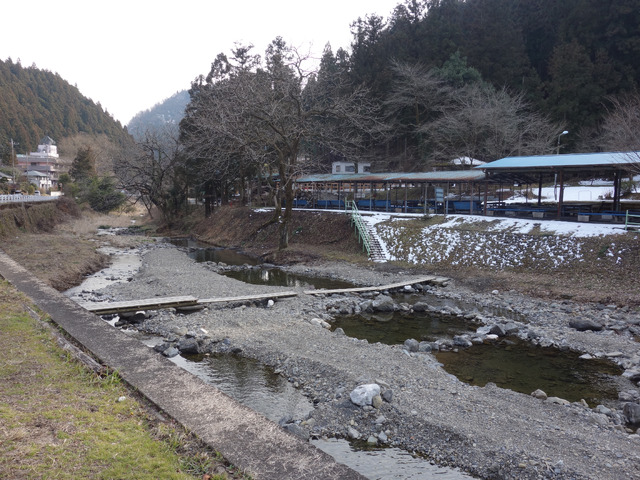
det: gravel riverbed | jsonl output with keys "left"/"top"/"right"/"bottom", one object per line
{"left": 80, "top": 243, "right": 640, "bottom": 480}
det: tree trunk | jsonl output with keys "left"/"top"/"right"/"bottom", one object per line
{"left": 278, "top": 157, "right": 294, "bottom": 250}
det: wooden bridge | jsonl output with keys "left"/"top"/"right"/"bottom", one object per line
{"left": 80, "top": 275, "right": 449, "bottom": 315}
{"left": 303, "top": 275, "right": 449, "bottom": 295}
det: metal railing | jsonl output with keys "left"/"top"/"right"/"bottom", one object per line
{"left": 346, "top": 200, "right": 372, "bottom": 256}
{"left": 0, "top": 194, "right": 58, "bottom": 204}
{"left": 625, "top": 210, "right": 640, "bottom": 230}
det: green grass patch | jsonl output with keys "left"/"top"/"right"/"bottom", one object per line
{"left": 0, "top": 280, "right": 246, "bottom": 480}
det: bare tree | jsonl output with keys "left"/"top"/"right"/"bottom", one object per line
{"left": 423, "top": 85, "right": 560, "bottom": 164}
{"left": 383, "top": 61, "right": 452, "bottom": 168}
{"left": 58, "top": 133, "right": 124, "bottom": 176}
{"left": 114, "top": 126, "right": 185, "bottom": 221}
{"left": 180, "top": 39, "right": 385, "bottom": 250}
{"left": 600, "top": 93, "right": 640, "bottom": 175}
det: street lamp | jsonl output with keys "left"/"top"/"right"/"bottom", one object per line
{"left": 556, "top": 130, "right": 569, "bottom": 154}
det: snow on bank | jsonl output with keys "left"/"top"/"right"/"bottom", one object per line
{"left": 364, "top": 212, "right": 627, "bottom": 238}
{"left": 363, "top": 213, "right": 633, "bottom": 268}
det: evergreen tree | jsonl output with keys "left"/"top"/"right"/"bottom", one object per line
{"left": 70, "top": 146, "right": 97, "bottom": 181}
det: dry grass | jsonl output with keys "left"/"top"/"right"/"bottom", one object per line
{"left": 1, "top": 202, "right": 154, "bottom": 290}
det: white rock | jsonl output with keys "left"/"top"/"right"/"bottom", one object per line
{"left": 350, "top": 383, "right": 381, "bottom": 406}
{"left": 531, "top": 389, "right": 547, "bottom": 400}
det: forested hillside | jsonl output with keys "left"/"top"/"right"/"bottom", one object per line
{"left": 347, "top": 0, "right": 640, "bottom": 145}
{"left": 0, "top": 58, "right": 132, "bottom": 158}
{"left": 127, "top": 90, "right": 189, "bottom": 141}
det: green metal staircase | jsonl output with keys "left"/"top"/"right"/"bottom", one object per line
{"left": 346, "top": 201, "right": 386, "bottom": 262}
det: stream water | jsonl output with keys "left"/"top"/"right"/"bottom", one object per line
{"left": 332, "top": 311, "right": 475, "bottom": 345}
{"left": 331, "top": 310, "right": 624, "bottom": 406}
{"left": 170, "top": 237, "right": 355, "bottom": 289}
{"left": 169, "top": 237, "right": 260, "bottom": 265}
{"left": 65, "top": 246, "right": 142, "bottom": 303}
{"left": 135, "top": 337, "right": 475, "bottom": 479}
{"left": 435, "top": 338, "right": 623, "bottom": 406}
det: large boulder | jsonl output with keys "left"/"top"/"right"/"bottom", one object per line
{"left": 350, "top": 384, "right": 381, "bottom": 406}
{"left": 371, "top": 295, "right": 395, "bottom": 312}
{"left": 622, "top": 368, "right": 640, "bottom": 382}
{"left": 403, "top": 338, "right": 419, "bottom": 352}
{"left": 489, "top": 324, "right": 506, "bottom": 337}
{"left": 412, "top": 301, "right": 430, "bottom": 312}
{"left": 177, "top": 337, "right": 199, "bottom": 354}
{"left": 453, "top": 335, "right": 472, "bottom": 348}
{"left": 569, "top": 318, "right": 604, "bottom": 332}
{"left": 623, "top": 403, "right": 640, "bottom": 426}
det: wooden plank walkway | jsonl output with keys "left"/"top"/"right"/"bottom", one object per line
{"left": 82, "top": 296, "right": 199, "bottom": 315}
{"left": 79, "top": 277, "right": 449, "bottom": 314}
{"left": 303, "top": 275, "right": 449, "bottom": 295}
{"left": 198, "top": 291, "right": 298, "bottom": 305}
{"left": 81, "top": 292, "right": 299, "bottom": 315}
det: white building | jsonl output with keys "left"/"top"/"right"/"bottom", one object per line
{"left": 26, "top": 170, "right": 52, "bottom": 191}
{"left": 16, "top": 136, "right": 63, "bottom": 190}
{"left": 332, "top": 161, "right": 371, "bottom": 174}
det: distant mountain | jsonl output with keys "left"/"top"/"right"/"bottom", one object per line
{"left": 126, "top": 90, "right": 189, "bottom": 141}
{"left": 0, "top": 58, "right": 132, "bottom": 156}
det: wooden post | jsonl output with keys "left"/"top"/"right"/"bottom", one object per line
{"left": 385, "top": 184, "right": 389, "bottom": 212}
{"left": 613, "top": 170, "right": 620, "bottom": 212}
{"left": 370, "top": 181, "right": 373, "bottom": 211}
{"left": 423, "top": 183, "right": 427, "bottom": 215}
{"left": 537, "top": 173, "right": 543, "bottom": 206}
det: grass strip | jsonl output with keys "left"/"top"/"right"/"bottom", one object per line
{"left": 0, "top": 280, "right": 247, "bottom": 480}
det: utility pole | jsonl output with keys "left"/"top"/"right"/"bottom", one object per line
{"left": 10, "top": 139, "right": 18, "bottom": 188}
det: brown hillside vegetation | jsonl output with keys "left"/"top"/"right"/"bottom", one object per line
{"left": 189, "top": 206, "right": 366, "bottom": 264}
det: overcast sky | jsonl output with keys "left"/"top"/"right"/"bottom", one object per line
{"left": 1, "top": 0, "right": 401, "bottom": 126}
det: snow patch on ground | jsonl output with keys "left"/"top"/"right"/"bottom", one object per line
{"left": 363, "top": 213, "right": 631, "bottom": 268}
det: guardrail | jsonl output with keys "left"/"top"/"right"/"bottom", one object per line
{"left": 0, "top": 194, "right": 59, "bottom": 204}
{"left": 625, "top": 210, "right": 640, "bottom": 230}
{"left": 346, "top": 200, "right": 372, "bottom": 256}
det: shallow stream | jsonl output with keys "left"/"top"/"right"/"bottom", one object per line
{"left": 169, "top": 237, "right": 354, "bottom": 289}
{"left": 331, "top": 310, "right": 623, "bottom": 406}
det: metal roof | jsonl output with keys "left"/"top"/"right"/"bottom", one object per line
{"left": 478, "top": 152, "right": 638, "bottom": 171}
{"left": 25, "top": 170, "right": 49, "bottom": 177}
{"left": 296, "top": 170, "right": 486, "bottom": 183}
